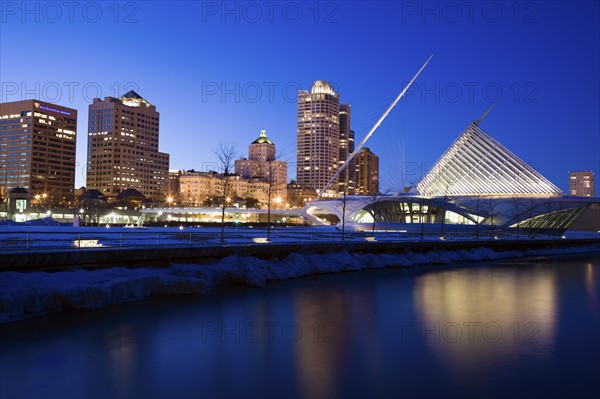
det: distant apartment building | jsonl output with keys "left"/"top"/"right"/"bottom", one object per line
{"left": 179, "top": 171, "right": 222, "bottom": 205}
{"left": 297, "top": 80, "right": 344, "bottom": 198}
{"left": 244, "top": 178, "right": 271, "bottom": 204}
{"left": 235, "top": 129, "right": 287, "bottom": 202}
{"left": 168, "top": 169, "right": 183, "bottom": 201}
{"left": 354, "top": 147, "right": 379, "bottom": 195}
{"left": 0, "top": 99, "right": 77, "bottom": 202}
{"left": 286, "top": 182, "right": 317, "bottom": 208}
{"left": 86, "top": 91, "right": 169, "bottom": 201}
{"left": 179, "top": 171, "right": 271, "bottom": 206}
{"left": 569, "top": 171, "right": 595, "bottom": 197}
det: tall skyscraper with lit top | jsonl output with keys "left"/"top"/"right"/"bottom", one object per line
{"left": 297, "top": 81, "right": 350, "bottom": 198}
{"left": 339, "top": 104, "right": 355, "bottom": 194}
{"left": 86, "top": 91, "right": 169, "bottom": 201}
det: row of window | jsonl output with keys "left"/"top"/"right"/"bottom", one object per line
{"left": 90, "top": 108, "right": 158, "bottom": 119}
{"left": 0, "top": 117, "right": 31, "bottom": 124}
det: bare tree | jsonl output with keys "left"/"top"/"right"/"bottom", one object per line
{"left": 213, "top": 142, "right": 239, "bottom": 243}
{"left": 418, "top": 196, "right": 427, "bottom": 239}
{"left": 407, "top": 181, "right": 427, "bottom": 240}
{"left": 473, "top": 194, "right": 482, "bottom": 239}
{"left": 486, "top": 196, "right": 500, "bottom": 238}
{"left": 337, "top": 188, "right": 350, "bottom": 240}
{"left": 368, "top": 189, "right": 390, "bottom": 238}
{"left": 510, "top": 196, "right": 525, "bottom": 238}
{"left": 525, "top": 198, "right": 537, "bottom": 238}
{"left": 437, "top": 183, "right": 451, "bottom": 239}
{"left": 265, "top": 152, "right": 287, "bottom": 241}
{"left": 266, "top": 161, "right": 274, "bottom": 241}
{"left": 439, "top": 194, "right": 449, "bottom": 239}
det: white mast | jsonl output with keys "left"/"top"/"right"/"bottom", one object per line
{"left": 475, "top": 102, "right": 497, "bottom": 125}
{"left": 315, "top": 54, "right": 433, "bottom": 200}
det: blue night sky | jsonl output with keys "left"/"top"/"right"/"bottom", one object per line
{"left": 1, "top": 1, "right": 599, "bottom": 194}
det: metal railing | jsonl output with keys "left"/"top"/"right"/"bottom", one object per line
{"left": 0, "top": 227, "right": 570, "bottom": 255}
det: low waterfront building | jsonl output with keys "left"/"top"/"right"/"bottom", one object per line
{"left": 136, "top": 206, "right": 303, "bottom": 226}
{"left": 179, "top": 171, "right": 274, "bottom": 207}
{"left": 6, "top": 187, "right": 31, "bottom": 222}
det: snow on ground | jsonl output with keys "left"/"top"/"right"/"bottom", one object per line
{"left": 1, "top": 243, "right": 599, "bottom": 324}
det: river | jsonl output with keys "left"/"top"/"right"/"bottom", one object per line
{"left": 1, "top": 254, "right": 598, "bottom": 399}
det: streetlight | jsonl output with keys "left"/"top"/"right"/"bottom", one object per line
{"left": 34, "top": 194, "right": 41, "bottom": 216}
{"left": 41, "top": 193, "right": 48, "bottom": 213}
{"left": 167, "top": 196, "right": 173, "bottom": 207}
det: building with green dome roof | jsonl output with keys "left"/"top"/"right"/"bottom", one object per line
{"left": 249, "top": 129, "right": 275, "bottom": 161}
{"left": 235, "top": 129, "right": 287, "bottom": 202}
{"left": 251, "top": 129, "right": 274, "bottom": 145}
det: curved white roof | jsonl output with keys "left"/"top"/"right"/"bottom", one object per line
{"left": 417, "top": 122, "right": 562, "bottom": 197}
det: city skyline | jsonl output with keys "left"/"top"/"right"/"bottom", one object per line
{"left": 1, "top": 1, "right": 598, "bottom": 195}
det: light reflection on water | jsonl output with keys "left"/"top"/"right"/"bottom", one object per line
{"left": 413, "top": 263, "right": 558, "bottom": 387}
{"left": 0, "top": 254, "right": 599, "bottom": 399}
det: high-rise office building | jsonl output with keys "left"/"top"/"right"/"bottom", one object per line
{"left": 0, "top": 99, "right": 77, "bottom": 202}
{"left": 339, "top": 105, "right": 355, "bottom": 195}
{"left": 569, "top": 171, "right": 595, "bottom": 197}
{"left": 354, "top": 147, "right": 379, "bottom": 195}
{"left": 86, "top": 91, "right": 169, "bottom": 201}
{"left": 297, "top": 81, "right": 341, "bottom": 198}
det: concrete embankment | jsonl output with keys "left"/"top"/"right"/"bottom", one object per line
{"left": 2, "top": 238, "right": 599, "bottom": 271}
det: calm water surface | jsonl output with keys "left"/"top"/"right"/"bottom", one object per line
{"left": 1, "top": 254, "right": 599, "bottom": 399}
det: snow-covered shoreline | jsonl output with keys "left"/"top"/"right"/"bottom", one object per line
{"left": 1, "top": 244, "right": 599, "bottom": 324}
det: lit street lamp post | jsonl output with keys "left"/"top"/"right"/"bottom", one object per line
{"left": 34, "top": 194, "right": 41, "bottom": 216}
